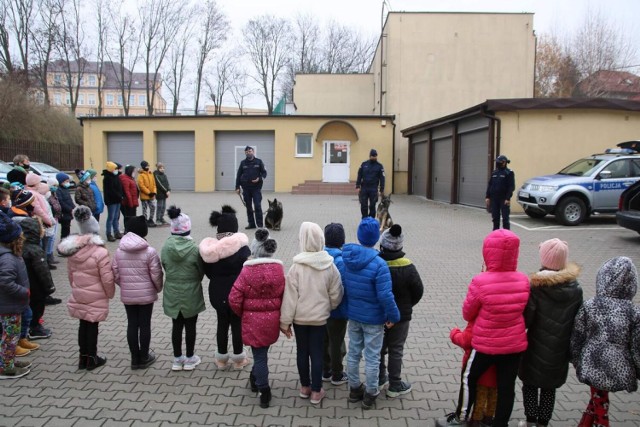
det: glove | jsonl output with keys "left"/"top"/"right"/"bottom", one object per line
{"left": 449, "top": 327, "right": 460, "bottom": 341}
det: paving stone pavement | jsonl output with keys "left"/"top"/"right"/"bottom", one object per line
{"left": 3, "top": 192, "right": 640, "bottom": 427}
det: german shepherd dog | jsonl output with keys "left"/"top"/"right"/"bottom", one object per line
{"left": 265, "top": 198, "right": 283, "bottom": 231}
{"left": 376, "top": 194, "right": 393, "bottom": 233}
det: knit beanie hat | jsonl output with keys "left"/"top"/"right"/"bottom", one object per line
{"left": 7, "top": 168, "right": 27, "bottom": 185}
{"left": 26, "top": 173, "right": 41, "bottom": 187}
{"left": 209, "top": 205, "right": 238, "bottom": 233}
{"left": 80, "top": 171, "right": 91, "bottom": 183}
{"left": 11, "top": 189, "right": 34, "bottom": 208}
{"left": 380, "top": 224, "right": 404, "bottom": 252}
{"left": 124, "top": 215, "right": 148, "bottom": 238}
{"left": 168, "top": 205, "right": 191, "bottom": 236}
{"left": 357, "top": 217, "right": 380, "bottom": 247}
{"left": 539, "top": 238, "right": 568, "bottom": 271}
{"left": 47, "top": 178, "right": 59, "bottom": 188}
{"left": 0, "top": 211, "right": 22, "bottom": 243}
{"left": 56, "top": 172, "right": 70, "bottom": 185}
{"left": 87, "top": 169, "right": 98, "bottom": 178}
{"left": 106, "top": 161, "right": 117, "bottom": 172}
{"left": 74, "top": 205, "right": 100, "bottom": 234}
{"left": 75, "top": 168, "right": 84, "bottom": 179}
{"left": 250, "top": 228, "right": 277, "bottom": 258}
{"left": 324, "top": 223, "right": 345, "bottom": 248}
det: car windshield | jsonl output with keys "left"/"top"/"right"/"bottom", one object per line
{"left": 31, "top": 162, "right": 60, "bottom": 173}
{"left": 558, "top": 158, "right": 604, "bottom": 177}
{"left": 0, "top": 163, "right": 12, "bottom": 173}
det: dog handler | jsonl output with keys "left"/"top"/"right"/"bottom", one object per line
{"left": 235, "top": 146, "right": 267, "bottom": 230}
{"left": 356, "top": 149, "right": 386, "bottom": 219}
{"left": 485, "top": 155, "right": 515, "bottom": 231}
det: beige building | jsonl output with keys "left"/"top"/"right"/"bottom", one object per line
{"left": 294, "top": 12, "right": 536, "bottom": 193}
{"left": 81, "top": 115, "right": 394, "bottom": 192}
{"left": 401, "top": 98, "right": 640, "bottom": 212}
{"left": 41, "top": 59, "right": 166, "bottom": 117}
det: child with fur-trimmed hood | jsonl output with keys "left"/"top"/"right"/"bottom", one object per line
{"left": 199, "top": 205, "right": 251, "bottom": 370}
{"left": 281, "top": 222, "right": 343, "bottom": 405}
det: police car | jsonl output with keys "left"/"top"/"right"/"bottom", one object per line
{"left": 517, "top": 142, "right": 640, "bottom": 226}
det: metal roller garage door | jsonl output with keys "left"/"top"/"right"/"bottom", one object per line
{"left": 432, "top": 137, "right": 452, "bottom": 202}
{"left": 458, "top": 130, "right": 489, "bottom": 207}
{"left": 157, "top": 132, "right": 195, "bottom": 191}
{"left": 107, "top": 132, "right": 143, "bottom": 169}
{"left": 412, "top": 142, "right": 428, "bottom": 197}
{"left": 215, "top": 131, "right": 275, "bottom": 191}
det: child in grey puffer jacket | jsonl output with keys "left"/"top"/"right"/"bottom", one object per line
{"left": 570, "top": 256, "right": 640, "bottom": 427}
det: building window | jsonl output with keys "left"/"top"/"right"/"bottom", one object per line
{"left": 35, "top": 92, "right": 44, "bottom": 104}
{"left": 65, "top": 93, "right": 70, "bottom": 105}
{"left": 88, "top": 75, "right": 96, "bottom": 86}
{"left": 54, "top": 74, "right": 61, "bottom": 85}
{"left": 79, "top": 76, "right": 85, "bottom": 86}
{"left": 78, "top": 94, "right": 84, "bottom": 105}
{"left": 117, "top": 94, "right": 123, "bottom": 106}
{"left": 88, "top": 94, "right": 96, "bottom": 106}
{"left": 129, "top": 94, "right": 135, "bottom": 106}
{"left": 54, "top": 93, "right": 62, "bottom": 105}
{"left": 139, "top": 94, "right": 146, "bottom": 106}
{"left": 295, "top": 134, "right": 313, "bottom": 157}
{"left": 106, "top": 94, "right": 114, "bottom": 106}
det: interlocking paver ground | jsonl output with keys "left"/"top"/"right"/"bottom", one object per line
{"left": 2, "top": 192, "right": 640, "bottom": 426}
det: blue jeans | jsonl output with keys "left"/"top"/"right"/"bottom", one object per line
{"left": 293, "top": 324, "right": 325, "bottom": 392}
{"left": 46, "top": 223, "right": 57, "bottom": 256}
{"left": 21, "top": 306, "right": 32, "bottom": 339}
{"left": 251, "top": 346, "right": 270, "bottom": 389}
{"left": 242, "top": 187, "right": 263, "bottom": 227}
{"left": 106, "top": 203, "right": 121, "bottom": 235}
{"left": 347, "top": 320, "right": 384, "bottom": 395}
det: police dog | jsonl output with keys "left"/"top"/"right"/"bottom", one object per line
{"left": 376, "top": 194, "right": 393, "bottom": 232}
{"left": 265, "top": 198, "right": 283, "bottom": 231}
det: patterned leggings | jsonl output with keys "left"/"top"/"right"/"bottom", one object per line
{"left": 582, "top": 387, "right": 609, "bottom": 427}
{"left": 522, "top": 383, "right": 556, "bottom": 426}
{"left": 0, "top": 314, "right": 21, "bottom": 371}
{"left": 471, "top": 385, "right": 497, "bottom": 421}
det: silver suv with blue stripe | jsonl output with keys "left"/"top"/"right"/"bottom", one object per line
{"left": 518, "top": 146, "right": 640, "bottom": 225}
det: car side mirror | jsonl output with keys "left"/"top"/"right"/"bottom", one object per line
{"left": 598, "top": 170, "right": 612, "bottom": 180}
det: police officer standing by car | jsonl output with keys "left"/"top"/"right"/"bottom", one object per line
{"left": 486, "top": 155, "right": 515, "bottom": 230}
{"left": 356, "top": 148, "right": 385, "bottom": 218}
{"left": 235, "top": 145, "right": 267, "bottom": 229}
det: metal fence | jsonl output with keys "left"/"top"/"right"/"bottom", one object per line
{"left": 0, "top": 139, "right": 83, "bottom": 170}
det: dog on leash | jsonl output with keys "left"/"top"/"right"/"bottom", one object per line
{"left": 265, "top": 198, "right": 283, "bottom": 231}
{"left": 376, "top": 194, "right": 393, "bottom": 232}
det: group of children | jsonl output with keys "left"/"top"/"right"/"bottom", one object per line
{"left": 440, "top": 229, "right": 640, "bottom": 427}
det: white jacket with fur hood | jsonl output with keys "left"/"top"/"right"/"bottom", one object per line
{"left": 281, "top": 222, "right": 343, "bottom": 329}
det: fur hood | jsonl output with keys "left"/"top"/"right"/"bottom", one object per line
{"left": 199, "top": 232, "right": 249, "bottom": 263}
{"left": 58, "top": 234, "right": 105, "bottom": 257}
{"left": 530, "top": 262, "right": 580, "bottom": 288}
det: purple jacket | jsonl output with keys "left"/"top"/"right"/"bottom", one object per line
{"left": 112, "top": 232, "right": 164, "bottom": 305}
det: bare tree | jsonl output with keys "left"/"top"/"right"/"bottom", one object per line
{"left": 0, "top": 0, "right": 15, "bottom": 74}
{"left": 535, "top": 34, "right": 579, "bottom": 98}
{"left": 206, "top": 51, "right": 236, "bottom": 115}
{"left": 165, "top": 16, "right": 193, "bottom": 116}
{"left": 243, "top": 15, "right": 292, "bottom": 114}
{"left": 228, "top": 68, "right": 255, "bottom": 115}
{"left": 322, "top": 21, "right": 375, "bottom": 73}
{"left": 30, "top": 0, "right": 61, "bottom": 106}
{"left": 106, "top": 1, "right": 141, "bottom": 116}
{"left": 139, "top": 0, "right": 184, "bottom": 115}
{"left": 55, "top": 0, "right": 87, "bottom": 114}
{"left": 0, "top": 0, "right": 35, "bottom": 78}
{"left": 282, "top": 13, "right": 321, "bottom": 99}
{"left": 192, "top": 0, "right": 228, "bottom": 114}
{"left": 94, "top": 0, "right": 108, "bottom": 116}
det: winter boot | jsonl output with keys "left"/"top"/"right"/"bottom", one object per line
{"left": 362, "top": 391, "right": 379, "bottom": 410}
{"left": 107, "top": 234, "right": 116, "bottom": 242}
{"left": 231, "top": 351, "right": 250, "bottom": 370}
{"left": 15, "top": 345, "right": 30, "bottom": 357}
{"left": 18, "top": 338, "right": 40, "bottom": 351}
{"left": 578, "top": 412, "right": 594, "bottom": 427}
{"left": 47, "top": 253, "right": 59, "bottom": 264}
{"left": 259, "top": 387, "right": 271, "bottom": 408}
{"left": 214, "top": 352, "right": 229, "bottom": 369}
{"left": 114, "top": 231, "right": 124, "bottom": 239}
{"left": 137, "top": 350, "right": 157, "bottom": 370}
{"left": 249, "top": 372, "right": 258, "bottom": 392}
{"left": 349, "top": 383, "right": 365, "bottom": 402}
{"left": 86, "top": 355, "right": 107, "bottom": 371}
{"left": 78, "top": 354, "right": 88, "bottom": 370}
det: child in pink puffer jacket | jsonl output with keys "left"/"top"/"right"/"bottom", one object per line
{"left": 112, "top": 215, "right": 163, "bottom": 370}
{"left": 58, "top": 206, "right": 115, "bottom": 372}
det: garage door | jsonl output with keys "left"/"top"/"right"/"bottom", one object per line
{"left": 458, "top": 130, "right": 489, "bottom": 207}
{"left": 432, "top": 137, "right": 452, "bottom": 202}
{"left": 107, "top": 132, "right": 143, "bottom": 169}
{"left": 215, "top": 131, "right": 275, "bottom": 191}
{"left": 157, "top": 132, "right": 195, "bottom": 191}
{"left": 412, "top": 142, "right": 428, "bottom": 197}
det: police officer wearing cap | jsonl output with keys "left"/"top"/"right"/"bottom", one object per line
{"left": 235, "top": 145, "right": 267, "bottom": 229}
{"left": 485, "top": 155, "right": 515, "bottom": 230}
{"left": 356, "top": 149, "right": 385, "bottom": 218}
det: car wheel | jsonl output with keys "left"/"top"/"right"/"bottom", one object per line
{"left": 556, "top": 196, "right": 587, "bottom": 226}
{"left": 524, "top": 207, "right": 547, "bottom": 219}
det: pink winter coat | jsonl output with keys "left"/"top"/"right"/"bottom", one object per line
{"left": 229, "top": 258, "right": 285, "bottom": 348}
{"left": 112, "top": 232, "right": 163, "bottom": 305}
{"left": 58, "top": 234, "right": 115, "bottom": 322}
{"left": 462, "top": 229, "right": 529, "bottom": 355}
{"left": 25, "top": 174, "right": 53, "bottom": 227}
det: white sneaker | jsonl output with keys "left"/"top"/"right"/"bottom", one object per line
{"left": 183, "top": 355, "right": 201, "bottom": 371}
{"left": 172, "top": 355, "right": 186, "bottom": 371}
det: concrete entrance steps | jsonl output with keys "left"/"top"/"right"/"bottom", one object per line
{"left": 291, "top": 180, "right": 356, "bottom": 195}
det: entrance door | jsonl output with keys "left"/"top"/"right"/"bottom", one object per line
{"left": 323, "top": 140, "right": 350, "bottom": 182}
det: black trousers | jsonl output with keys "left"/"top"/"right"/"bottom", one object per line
{"left": 29, "top": 294, "right": 45, "bottom": 329}
{"left": 120, "top": 205, "right": 137, "bottom": 219}
{"left": 78, "top": 320, "right": 99, "bottom": 356}
{"left": 490, "top": 198, "right": 511, "bottom": 230}
{"left": 379, "top": 320, "right": 410, "bottom": 386}
{"left": 242, "top": 187, "right": 263, "bottom": 227}
{"left": 215, "top": 305, "right": 243, "bottom": 355}
{"left": 359, "top": 188, "right": 378, "bottom": 218}
{"left": 172, "top": 313, "right": 198, "bottom": 358}
{"left": 124, "top": 303, "right": 154, "bottom": 361}
{"left": 323, "top": 317, "right": 347, "bottom": 375}
{"left": 60, "top": 219, "right": 71, "bottom": 239}
{"left": 464, "top": 350, "right": 521, "bottom": 427}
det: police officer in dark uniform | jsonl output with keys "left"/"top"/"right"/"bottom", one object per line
{"left": 356, "top": 149, "right": 385, "bottom": 218}
{"left": 235, "top": 146, "right": 267, "bottom": 229}
{"left": 485, "top": 155, "right": 515, "bottom": 230}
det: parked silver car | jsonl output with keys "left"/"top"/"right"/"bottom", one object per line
{"left": 518, "top": 145, "right": 640, "bottom": 225}
{"left": 0, "top": 161, "right": 11, "bottom": 184}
